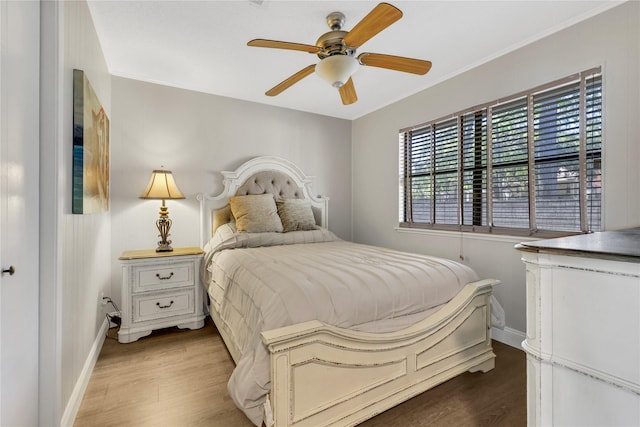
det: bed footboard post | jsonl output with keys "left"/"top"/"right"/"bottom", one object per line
{"left": 468, "top": 357, "right": 495, "bottom": 373}
{"left": 268, "top": 353, "right": 291, "bottom": 427}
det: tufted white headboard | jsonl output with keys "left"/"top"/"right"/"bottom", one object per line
{"left": 197, "top": 156, "right": 329, "bottom": 248}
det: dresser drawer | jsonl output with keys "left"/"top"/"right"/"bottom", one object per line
{"left": 133, "top": 290, "right": 195, "bottom": 322}
{"left": 132, "top": 261, "right": 194, "bottom": 292}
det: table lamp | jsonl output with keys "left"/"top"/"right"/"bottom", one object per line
{"left": 139, "top": 169, "right": 185, "bottom": 252}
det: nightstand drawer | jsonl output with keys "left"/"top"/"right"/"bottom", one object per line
{"left": 133, "top": 262, "right": 194, "bottom": 292}
{"left": 133, "top": 290, "right": 194, "bottom": 322}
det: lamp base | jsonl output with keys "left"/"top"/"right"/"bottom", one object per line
{"left": 155, "top": 204, "right": 174, "bottom": 252}
{"left": 155, "top": 243, "right": 173, "bottom": 253}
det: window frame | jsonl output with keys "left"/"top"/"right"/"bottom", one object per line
{"left": 399, "top": 67, "right": 602, "bottom": 238}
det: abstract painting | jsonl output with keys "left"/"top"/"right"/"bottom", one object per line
{"left": 73, "top": 69, "right": 110, "bottom": 214}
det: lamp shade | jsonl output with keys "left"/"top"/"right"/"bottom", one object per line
{"left": 139, "top": 169, "right": 185, "bottom": 200}
{"left": 315, "top": 55, "right": 359, "bottom": 88}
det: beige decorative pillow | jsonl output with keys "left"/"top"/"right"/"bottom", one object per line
{"left": 229, "top": 194, "right": 283, "bottom": 233}
{"left": 276, "top": 198, "right": 316, "bottom": 232}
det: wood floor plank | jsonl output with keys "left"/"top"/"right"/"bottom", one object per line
{"left": 75, "top": 318, "right": 525, "bottom": 426}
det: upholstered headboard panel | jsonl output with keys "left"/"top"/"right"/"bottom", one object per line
{"left": 199, "top": 157, "right": 329, "bottom": 246}
{"left": 211, "top": 170, "right": 305, "bottom": 232}
{"left": 235, "top": 171, "right": 305, "bottom": 198}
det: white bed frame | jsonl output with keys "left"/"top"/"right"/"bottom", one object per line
{"left": 198, "top": 156, "right": 498, "bottom": 427}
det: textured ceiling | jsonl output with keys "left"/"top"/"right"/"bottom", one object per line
{"left": 87, "top": 0, "right": 623, "bottom": 120}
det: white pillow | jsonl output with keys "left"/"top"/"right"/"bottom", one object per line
{"left": 276, "top": 198, "right": 316, "bottom": 232}
{"left": 229, "top": 194, "right": 283, "bottom": 233}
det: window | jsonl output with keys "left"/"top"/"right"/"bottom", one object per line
{"left": 400, "top": 68, "right": 602, "bottom": 236}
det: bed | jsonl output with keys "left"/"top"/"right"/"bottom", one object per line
{"left": 198, "top": 156, "right": 503, "bottom": 427}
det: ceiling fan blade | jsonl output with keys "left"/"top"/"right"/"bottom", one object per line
{"left": 358, "top": 53, "right": 432, "bottom": 75}
{"left": 265, "top": 65, "right": 316, "bottom": 97}
{"left": 247, "top": 39, "right": 320, "bottom": 54}
{"left": 343, "top": 3, "right": 402, "bottom": 49}
{"left": 339, "top": 78, "right": 357, "bottom": 105}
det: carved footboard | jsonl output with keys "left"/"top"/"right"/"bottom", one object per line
{"left": 261, "top": 279, "right": 498, "bottom": 427}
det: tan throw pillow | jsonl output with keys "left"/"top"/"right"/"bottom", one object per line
{"left": 276, "top": 198, "right": 316, "bottom": 232}
{"left": 229, "top": 194, "right": 283, "bottom": 233}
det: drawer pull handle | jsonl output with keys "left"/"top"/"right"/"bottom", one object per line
{"left": 156, "top": 272, "right": 174, "bottom": 280}
{"left": 156, "top": 300, "right": 174, "bottom": 309}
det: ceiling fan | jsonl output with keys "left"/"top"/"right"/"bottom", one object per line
{"left": 247, "top": 2, "right": 432, "bottom": 105}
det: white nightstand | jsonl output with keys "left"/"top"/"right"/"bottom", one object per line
{"left": 118, "top": 247, "right": 205, "bottom": 343}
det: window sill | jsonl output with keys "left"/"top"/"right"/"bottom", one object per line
{"left": 394, "top": 226, "right": 539, "bottom": 244}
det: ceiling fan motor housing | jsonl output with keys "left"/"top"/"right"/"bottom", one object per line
{"left": 316, "top": 11, "right": 356, "bottom": 59}
{"left": 316, "top": 30, "right": 355, "bottom": 59}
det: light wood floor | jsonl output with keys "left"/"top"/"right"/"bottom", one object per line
{"left": 75, "top": 318, "right": 526, "bottom": 427}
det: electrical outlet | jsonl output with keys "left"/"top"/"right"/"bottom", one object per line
{"left": 101, "top": 292, "right": 107, "bottom": 307}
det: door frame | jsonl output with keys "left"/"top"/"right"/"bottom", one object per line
{"left": 40, "top": 0, "right": 64, "bottom": 424}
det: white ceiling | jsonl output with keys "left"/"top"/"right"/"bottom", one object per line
{"left": 87, "top": 0, "right": 622, "bottom": 120}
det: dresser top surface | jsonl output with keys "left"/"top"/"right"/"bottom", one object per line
{"left": 517, "top": 228, "right": 640, "bottom": 262}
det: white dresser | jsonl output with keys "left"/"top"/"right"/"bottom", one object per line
{"left": 118, "top": 247, "right": 205, "bottom": 343}
{"left": 517, "top": 229, "right": 640, "bottom": 426}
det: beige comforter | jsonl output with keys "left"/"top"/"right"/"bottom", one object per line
{"left": 202, "top": 224, "right": 481, "bottom": 426}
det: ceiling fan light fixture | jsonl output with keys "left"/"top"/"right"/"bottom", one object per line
{"left": 315, "top": 55, "right": 359, "bottom": 88}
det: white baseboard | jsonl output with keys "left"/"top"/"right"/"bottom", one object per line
{"left": 60, "top": 317, "right": 109, "bottom": 427}
{"left": 492, "top": 326, "right": 525, "bottom": 350}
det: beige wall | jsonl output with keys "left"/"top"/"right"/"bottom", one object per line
{"left": 109, "top": 78, "right": 352, "bottom": 304}
{"left": 352, "top": 2, "right": 639, "bottom": 339}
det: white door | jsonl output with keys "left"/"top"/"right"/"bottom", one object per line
{"left": 0, "top": 1, "right": 40, "bottom": 425}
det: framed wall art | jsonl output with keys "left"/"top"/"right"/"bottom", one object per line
{"left": 72, "top": 69, "right": 110, "bottom": 214}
